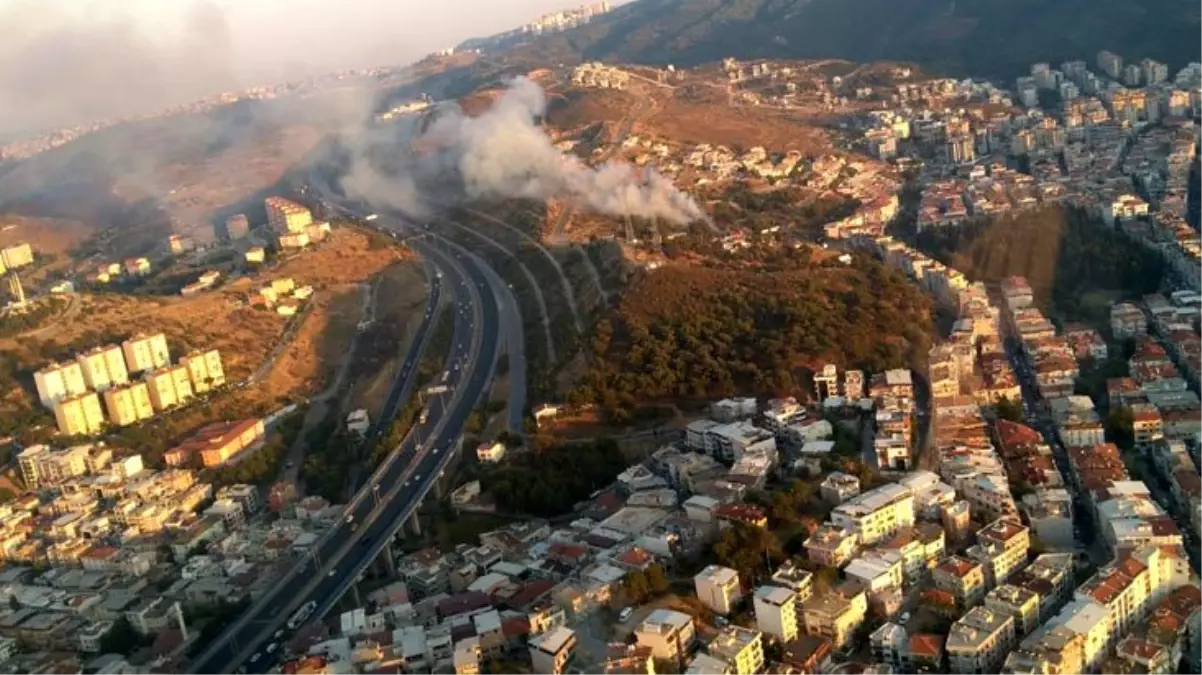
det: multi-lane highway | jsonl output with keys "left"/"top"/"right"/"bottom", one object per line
{"left": 191, "top": 220, "right": 503, "bottom": 674}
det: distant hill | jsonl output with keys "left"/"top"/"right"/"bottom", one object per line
{"left": 511, "top": 0, "right": 1200, "bottom": 80}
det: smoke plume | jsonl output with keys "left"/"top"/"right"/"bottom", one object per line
{"left": 339, "top": 77, "right": 703, "bottom": 225}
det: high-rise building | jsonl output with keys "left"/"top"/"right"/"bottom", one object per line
{"left": 122, "top": 333, "right": 171, "bottom": 374}
{"left": 76, "top": 344, "right": 129, "bottom": 392}
{"left": 179, "top": 350, "right": 225, "bottom": 393}
{"left": 0, "top": 243, "right": 33, "bottom": 270}
{"left": 1097, "top": 50, "right": 1123, "bottom": 79}
{"left": 103, "top": 382, "right": 155, "bottom": 426}
{"left": 1140, "top": 58, "right": 1168, "bottom": 86}
{"left": 264, "top": 197, "right": 313, "bottom": 234}
{"left": 225, "top": 214, "right": 250, "bottom": 240}
{"left": 1123, "top": 64, "right": 1143, "bottom": 87}
{"left": 144, "top": 365, "right": 193, "bottom": 411}
{"left": 34, "top": 361, "right": 88, "bottom": 408}
{"left": 6, "top": 274, "right": 24, "bottom": 305}
{"left": 53, "top": 392, "right": 105, "bottom": 436}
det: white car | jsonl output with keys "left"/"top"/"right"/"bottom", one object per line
{"left": 327, "top": 569, "right": 337, "bottom": 578}
{"left": 266, "top": 643, "right": 278, "bottom": 654}
{"left": 250, "top": 654, "right": 262, "bottom": 664}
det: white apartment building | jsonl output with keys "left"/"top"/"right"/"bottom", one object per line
{"left": 53, "top": 392, "right": 105, "bottom": 436}
{"left": 830, "top": 482, "right": 915, "bottom": 545}
{"left": 695, "top": 565, "right": 742, "bottom": 615}
{"left": 844, "top": 550, "right": 905, "bottom": 593}
{"left": 121, "top": 333, "right": 171, "bottom": 374}
{"left": 946, "top": 606, "right": 1017, "bottom": 674}
{"left": 753, "top": 585, "right": 799, "bottom": 642}
{"left": 969, "top": 517, "right": 1030, "bottom": 586}
{"left": 635, "top": 609, "right": 695, "bottom": 662}
{"left": 529, "top": 626, "right": 575, "bottom": 674}
{"left": 76, "top": 344, "right": 129, "bottom": 392}
{"left": 18, "top": 444, "right": 92, "bottom": 488}
{"left": 34, "top": 361, "right": 87, "bottom": 408}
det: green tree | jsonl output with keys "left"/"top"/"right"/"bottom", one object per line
{"left": 995, "top": 396, "right": 1023, "bottom": 423}
{"left": 1106, "top": 405, "right": 1135, "bottom": 450}
{"left": 711, "top": 524, "right": 784, "bottom": 585}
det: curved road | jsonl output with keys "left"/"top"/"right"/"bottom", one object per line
{"left": 191, "top": 215, "right": 501, "bottom": 675}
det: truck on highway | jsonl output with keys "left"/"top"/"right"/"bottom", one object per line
{"left": 287, "top": 601, "right": 317, "bottom": 630}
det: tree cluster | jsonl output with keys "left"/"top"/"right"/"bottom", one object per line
{"left": 480, "top": 437, "right": 626, "bottom": 516}
{"left": 571, "top": 259, "right": 933, "bottom": 420}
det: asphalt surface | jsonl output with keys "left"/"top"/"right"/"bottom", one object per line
{"left": 191, "top": 223, "right": 502, "bottom": 675}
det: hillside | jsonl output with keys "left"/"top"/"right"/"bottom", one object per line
{"left": 913, "top": 204, "right": 1165, "bottom": 326}
{"left": 511, "top": 0, "right": 1200, "bottom": 79}
{"left": 570, "top": 255, "right": 934, "bottom": 420}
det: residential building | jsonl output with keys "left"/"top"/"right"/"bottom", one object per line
{"left": 144, "top": 365, "right": 193, "bottom": 411}
{"left": 695, "top": 565, "right": 741, "bottom": 615}
{"left": 102, "top": 382, "right": 155, "bottom": 426}
{"left": 708, "top": 626, "right": 764, "bottom": 675}
{"left": 946, "top": 607, "right": 1017, "bottom": 674}
{"left": 18, "top": 444, "right": 93, "bottom": 488}
{"left": 844, "top": 551, "right": 905, "bottom": 593}
{"left": 1043, "top": 598, "right": 1113, "bottom": 671}
{"left": 529, "top": 626, "right": 575, "bottom": 674}
{"left": 635, "top": 609, "right": 695, "bottom": 662}
{"left": 225, "top": 214, "right": 250, "bottom": 240}
{"left": 753, "top": 585, "right": 799, "bottom": 642}
{"left": 800, "top": 589, "right": 868, "bottom": 649}
{"left": 179, "top": 350, "right": 225, "bottom": 393}
{"left": 34, "top": 361, "right": 87, "bottom": 408}
{"left": 1074, "top": 545, "right": 1193, "bottom": 645}
{"left": 265, "top": 196, "right": 313, "bottom": 234}
{"left": 769, "top": 560, "right": 814, "bottom": 602}
{"left": 820, "top": 472, "right": 860, "bottom": 504}
{"left": 933, "top": 556, "right": 988, "bottom": 610}
{"left": 476, "top": 442, "right": 506, "bottom": 463}
{"left": 53, "top": 392, "right": 105, "bottom": 436}
{"left": 970, "top": 517, "right": 1031, "bottom": 586}
{"left": 0, "top": 243, "right": 33, "bottom": 269}
{"left": 121, "top": 333, "right": 171, "bottom": 374}
{"left": 830, "top": 482, "right": 914, "bottom": 545}
{"left": 76, "top": 345, "right": 129, "bottom": 392}
{"left": 1129, "top": 402, "right": 1164, "bottom": 444}
{"left": 985, "top": 584, "right": 1041, "bottom": 637}
{"left": 803, "top": 525, "right": 859, "bottom": 568}
{"left": 1111, "top": 302, "right": 1148, "bottom": 339}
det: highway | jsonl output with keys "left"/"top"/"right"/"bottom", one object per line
{"left": 191, "top": 220, "right": 502, "bottom": 674}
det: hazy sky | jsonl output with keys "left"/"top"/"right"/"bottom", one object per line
{"left": 0, "top": 0, "right": 598, "bottom": 137}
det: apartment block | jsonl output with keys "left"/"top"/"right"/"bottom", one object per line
{"left": 830, "top": 482, "right": 915, "bottom": 545}
{"left": 17, "top": 444, "right": 92, "bottom": 488}
{"left": 753, "top": 585, "right": 799, "bottom": 642}
{"left": 179, "top": 350, "right": 225, "bottom": 393}
{"left": 803, "top": 524, "right": 859, "bottom": 568}
{"left": 102, "top": 382, "right": 155, "bottom": 427}
{"left": 801, "top": 589, "right": 868, "bottom": 649}
{"left": 143, "top": 365, "right": 193, "bottom": 411}
{"left": 769, "top": 560, "right": 815, "bottom": 602}
{"left": 265, "top": 196, "right": 313, "bottom": 234}
{"left": 53, "top": 392, "right": 105, "bottom": 436}
{"left": 529, "top": 626, "right": 575, "bottom": 674}
{"left": 695, "top": 565, "right": 741, "bottom": 615}
{"left": 75, "top": 344, "right": 129, "bottom": 392}
{"left": 969, "top": 517, "right": 1031, "bottom": 586}
{"left": 946, "top": 606, "right": 1017, "bottom": 674}
{"left": 34, "top": 361, "right": 87, "bottom": 408}
{"left": 707, "top": 625, "right": 764, "bottom": 675}
{"left": 1074, "top": 545, "right": 1193, "bottom": 645}
{"left": 845, "top": 550, "right": 905, "bottom": 593}
{"left": 122, "top": 333, "right": 171, "bottom": 374}
{"left": 634, "top": 609, "right": 695, "bottom": 662}
{"left": 934, "top": 556, "right": 988, "bottom": 610}
{"left": 0, "top": 243, "right": 33, "bottom": 269}
{"left": 984, "top": 584, "right": 1041, "bottom": 637}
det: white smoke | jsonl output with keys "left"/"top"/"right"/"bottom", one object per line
{"left": 340, "top": 77, "right": 704, "bottom": 225}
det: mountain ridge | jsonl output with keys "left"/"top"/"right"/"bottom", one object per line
{"left": 502, "top": 0, "right": 1200, "bottom": 80}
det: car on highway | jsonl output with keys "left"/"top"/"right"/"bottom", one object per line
{"left": 274, "top": 629, "right": 284, "bottom": 639}
{"left": 266, "top": 643, "right": 279, "bottom": 654}
{"left": 328, "top": 568, "right": 338, "bottom": 578}
{"left": 250, "top": 654, "right": 262, "bottom": 664}
{"left": 345, "top": 514, "right": 354, "bottom": 524}
{"left": 618, "top": 607, "right": 633, "bottom": 622}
